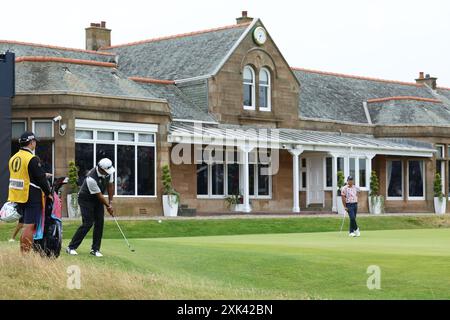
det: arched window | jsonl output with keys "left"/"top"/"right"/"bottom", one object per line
{"left": 259, "top": 68, "right": 271, "bottom": 111}
{"left": 243, "top": 66, "right": 255, "bottom": 110}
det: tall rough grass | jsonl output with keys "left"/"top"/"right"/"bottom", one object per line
{"left": 0, "top": 246, "right": 296, "bottom": 300}
{"left": 0, "top": 246, "right": 161, "bottom": 299}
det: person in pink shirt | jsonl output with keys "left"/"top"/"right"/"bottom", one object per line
{"left": 341, "top": 176, "right": 361, "bottom": 237}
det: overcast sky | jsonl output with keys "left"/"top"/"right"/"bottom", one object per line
{"left": 2, "top": 0, "right": 450, "bottom": 85}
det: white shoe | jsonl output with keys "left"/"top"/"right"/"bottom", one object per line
{"left": 355, "top": 229, "right": 361, "bottom": 237}
{"left": 349, "top": 232, "right": 356, "bottom": 237}
{"left": 90, "top": 250, "right": 103, "bottom": 257}
{"left": 66, "top": 247, "right": 78, "bottom": 255}
{"left": 8, "top": 239, "right": 15, "bottom": 243}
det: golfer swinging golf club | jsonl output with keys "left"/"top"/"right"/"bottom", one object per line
{"left": 66, "top": 158, "right": 115, "bottom": 257}
{"left": 341, "top": 176, "right": 361, "bottom": 237}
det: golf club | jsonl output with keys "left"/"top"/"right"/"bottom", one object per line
{"left": 339, "top": 211, "right": 346, "bottom": 234}
{"left": 112, "top": 215, "right": 135, "bottom": 252}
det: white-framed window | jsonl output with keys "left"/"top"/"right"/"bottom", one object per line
{"left": 243, "top": 65, "right": 256, "bottom": 110}
{"left": 447, "top": 145, "right": 450, "bottom": 200}
{"left": 248, "top": 164, "right": 272, "bottom": 198}
{"left": 349, "top": 158, "right": 356, "bottom": 181}
{"left": 387, "top": 160, "right": 403, "bottom": 200}
{"left": 407, "top": 160, "right": 425, "bottom": 200}
{"left": 359, "top": 158, "right": 367, "bottom": 188}
{"left": 197, "top": 147, "right": 226, "bottom": 199}
{"left": 300, "top": 158, "right": 307, "bottom": 191}
{"left": 325, "top": 157, "right": 332, "bottom": 188}
{"left": 12, "top": 120, "right": 26, "bottom": 140}
{"left": 337, "top": 157, "right": 344, "bottom": 173}
{"left": 436, "top": 144, "right": 446, "bottom": 197}
{"left": 75, "top": 119, "right": 157, "bottom": 197}
{"left": 324, "top": 156, "right": 368, "bottom": 190}
{"left": 32, "top": 120, "right": 54, "bottom": 177}
{"left": 259, "top": 68, "right": 271, "bottom": 111}
{"left": 196, "top": 148, "right": 272, "bottom": 199}
{"left": 436, "top": 145, "right": 445, "bottom": 159}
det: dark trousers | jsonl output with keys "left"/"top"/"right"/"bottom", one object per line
{"left": 69, "top": 203, "right": 104, "bottom": 252}
{"left": 347, "top": 203, "right": 358, "bottom": 233}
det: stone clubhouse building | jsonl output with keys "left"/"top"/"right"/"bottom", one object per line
{"left": 1, "top": 12, "right": 450, "bottom": 216}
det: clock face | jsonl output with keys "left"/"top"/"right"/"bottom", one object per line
{"left": 253, "top": 27, "right": 267, "bottom": 45}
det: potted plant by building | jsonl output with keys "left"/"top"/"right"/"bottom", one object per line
{"left": 67, "top": 161, "right": 80, "bottom": 218}
{"left": 225, "top": 192, "right": 244, "bottom": 212}
{"left": 162, "top": 164, "right": 180, "bottom": 217}
{"left": 434, "top": 173, "right": 446, "bottom": 215}
{"left": 369, "top": 171, "right": 384, "bottom": 215}
{"left": 337, "top": 171, "right": 346, "bottom": 215}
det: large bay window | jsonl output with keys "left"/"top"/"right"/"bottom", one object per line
{"left": 408, "top": 160, "right": 425, "bottom": 200}
{"left": 75, "top": 120, "right": 157, "bottom": 197}
{"left": 387, "top": 160, "right": 403, "bottom": 200}
{"left": 243, "top": 66, "right": 256, "bottom": 110}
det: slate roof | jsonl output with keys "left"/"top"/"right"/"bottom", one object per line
{"left": 0, "top": 41, "right": 115, "bottom": 63}
{"left": 177, "top": 80, "right": 209, "bottom": 114}
{"left": 15, "top": 61, "right": 161, "bottom": 100}
{"left": 292, "top": 68, "right": 447, "bottom": 124}
{"left": 133, "top": 80, "right": 216, "bottom": 122}
{"left": 5, "top": 22, "right": 450, "bottom": 127}
{"left": 437, "top": 88, "right": 450, "bottom": 102}
{"left": 14, "top": 59, "right": 215, "bottom": 121}
{"left": 103, "top": 23, "right": 251, "bottom": 80}
{"left": 368, "top": 98, "right": 450, "bottom": 126}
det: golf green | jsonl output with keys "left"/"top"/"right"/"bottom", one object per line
{"left": 67, "top": 228, "right": 450, "bottom": 299}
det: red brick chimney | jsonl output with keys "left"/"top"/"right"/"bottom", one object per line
{"left": 236, "top": 11, "right": 253, "bottom": 24}
{"left": 85, "top": 21, "right": 111, "bottom": 51}
{"left": 415, "top": 72, "right": 438, "bottom": 90}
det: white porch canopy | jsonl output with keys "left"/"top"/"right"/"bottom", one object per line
{"left": 168, "top": 122, "right": 435, "bottom": 213}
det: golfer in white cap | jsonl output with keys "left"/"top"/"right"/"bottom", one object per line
{"left": 67, "top": 158, "right": 115, "bottom": 257}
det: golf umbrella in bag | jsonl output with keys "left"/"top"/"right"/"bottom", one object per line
{"left": 33, "top": 177, "right": 67, "bottom": 258}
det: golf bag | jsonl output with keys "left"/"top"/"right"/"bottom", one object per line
{"left": 33, "top": 177, "right": 67, "bottom": 258}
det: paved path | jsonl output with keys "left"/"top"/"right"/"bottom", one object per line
{"left": 63, "top": 212, "right": 438, "bottom": 221}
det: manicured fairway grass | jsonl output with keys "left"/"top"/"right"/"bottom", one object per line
{"left": 2, "top": 214, "right": 450, "bottom": 240}
{"left": 75, "top": 228, "right": 450, "bottom": 300}
{"left": 2, "top": 216, "right": 450, "bottom": 299}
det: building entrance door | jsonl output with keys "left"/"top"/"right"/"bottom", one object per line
{"left": 308, "top": 157, "right": 324, "bottom": 205}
